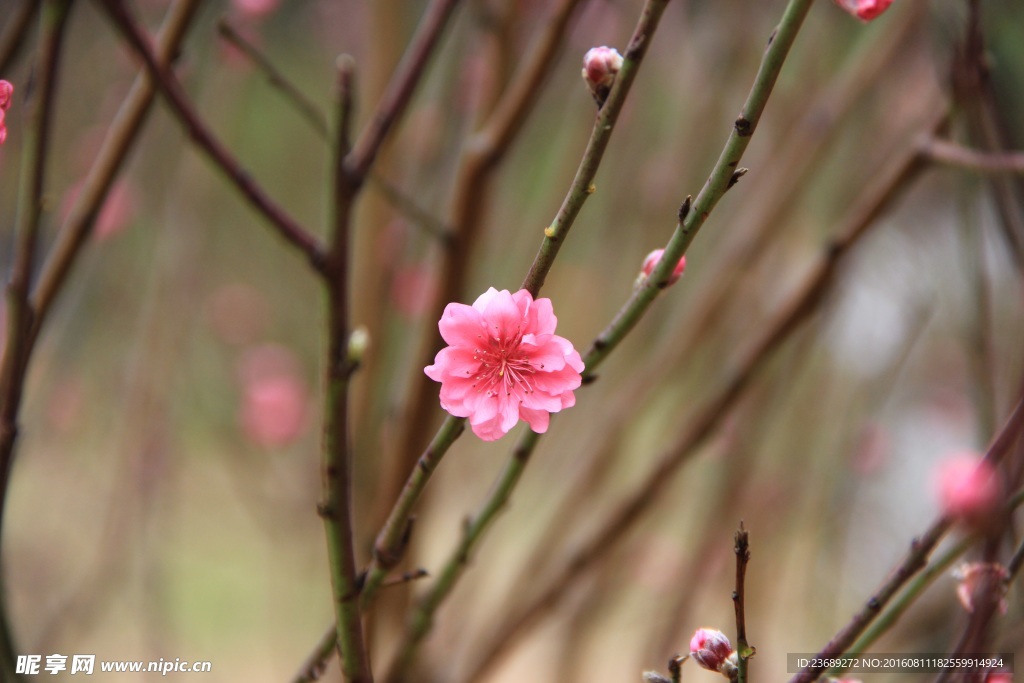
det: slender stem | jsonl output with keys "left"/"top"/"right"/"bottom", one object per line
{"left": 923, "top": 138, "right": 1024, "bottom": 174}
{"left": 733, "top": 524, "right": 751, "bottom": 683}
{"left": 825, "top": 535, "right": 974, "bottom": 678}
{"left": 216, "top": 18, "right": 329, "bottom": 137}
{"left": 318, "top": 56, "right": 373, "bottom": 683}
{"left": 94, "top": 0, "right": 326, "bottom": 271}
{"left": 363, "top": 415, "right": 465, "bottom": 603}
{"left": 0, "top": 4, "right": 72, "bottom": 680}
{"left": 520, "top": 0, "right": 670, "bottom": 297}
{"left": 30, "top": 0, "right": 202, "bottom": 344}
{"left": 385, "top": 431, "right": 540, "bottom": 683}
{"left": 346, "top": 0, "right": 462, "bottom": 183}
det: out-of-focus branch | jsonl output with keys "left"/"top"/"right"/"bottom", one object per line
{"left": 0, "top": 0, "right": 39, "bottom": 74}
{"left": 216, "top": 18, "right": 329, "bottom": 137}
{"left": 921, "top": 137, "right": 1024, "bottom": 174}
{"left": 346, "top": 0, "right": 462, "bottom": 183}
{"left": 0, "top": 3, "right": 73, "bottom": 679}
{"left": 31, "top": 0, "right": 203, "bottom": 344}
{"left": 214, "top": 19, "right": 453, "bottom": 243}
{"left": 462, "top": 107, "right": 945, "bottom": 683}
{"left": 94, "top": 0, "right": 326, "bottom": 271}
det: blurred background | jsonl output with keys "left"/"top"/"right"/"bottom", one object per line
{"left": 0, "top": 0, "right": 1022, "bottom": 681}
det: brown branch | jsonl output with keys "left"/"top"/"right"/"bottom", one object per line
{"left": 922, "top": 137, "right": 1024, "bottom": 174}
{"left": 318, "top": 56, "right": 373, "bottom": 683}
{"left": 0, "top": 0, "right": 39, "bottom": 74}
{"left": 0, "top": 2, "right": 73, "bottom": 679}
{"left": 733, "top": 523, "right": 752, "bottom": 683}
{"left": 216, "top": 17, "right": 329, "bottom": 137}
{"left": 346, "top": 0, "right": 463, "bottom": 183}
{"left": 94, "top": 0, "right": 327, "bottom": 271}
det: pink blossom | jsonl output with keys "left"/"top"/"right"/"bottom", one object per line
{"left": 581, "top": 46, "right": 623, "bottom": 101}
{"left": 232, "top": 0, "right": 279, "bottom": 18}
{"left": 639, "top": 248, "right": 686, "bottom": 287}
{"left": 689, "top": 628, "right": 736, "bottom": 675}
{"left": 237, "top": 345, "right": 309, "bottom": 448}
{"left": 0, "top": 80, "right": 12, "bottom": 145}
{"left": 425, "top": 288, "right": 584, "bottom": 441}
{"left": 953, "top": 562, "right": 1009, "bottom": 615}
{"left": 832, "top": 0, "right": 894, "bottom": 21}
{"left": 986, "top": 674, "right": 1012, "bottom": 683}
{"left": 0, "top": 80, "right": 13, "bottom": 110}
{"left": 934, "top": 452, "right": 1001, "bottom": 525}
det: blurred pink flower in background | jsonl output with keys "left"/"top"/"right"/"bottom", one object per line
{"left": 934, "top": 452, "right": 1001, "bottom": 526}
{"left": 832, "top": 0, "right": 894, "bottom": 22}
{"left": 425, "top": 288, "right": 583, "bottom": 441}
{"left": 0, "top": 80, "right": 14, "bottom": 144}
{"left": 236, "top": 344, "right": 309, "bottom": 448}
{"left": 232, "top": 0, "right": 280, "bottom": 19}
{"left": 391, "top": 264, "right": 436, "bottom": 319}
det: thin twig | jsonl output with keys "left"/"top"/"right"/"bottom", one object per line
{"left": 733, "top": 523, "right": 752, "bottom": 683}
{"left": 216, "top": 17, "right": 329, "bottom": 137}
{"left": 317, "top": 56, "right": 373, "bottom": 683}
{"left": 346, "top": 0, "right": 463, "bottom": 183}
{"left": 214, "top": 18, "right": 452, "bottom": 243}
{"left": 94, "top": 0, "right": 326, "bottom": 271}
{"left": 923, "top": 138, "right": 1024, "bottom": 174}
{"left": 0, "top": 4, "right": 73, "bottom": 680}
{"left": 384, "top": 431, "right": 540, "bottom": 683}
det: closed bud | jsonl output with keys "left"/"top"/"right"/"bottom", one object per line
{"left": 832, "top": 0, "right": 894, "bottom": 21}
{"left": 637, "top": 248, "right": 686, "bottom": 290}
{"left": 690, "top": 628, "right": 736, "bottom": 677}
{"left": 581, "top": 46, "right": 623, "bottom": 103}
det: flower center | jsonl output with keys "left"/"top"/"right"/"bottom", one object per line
{"left": 474, "top": 331, "right": 535, "bottom": 399}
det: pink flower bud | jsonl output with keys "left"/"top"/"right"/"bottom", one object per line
{"left": 953, "top": 562, "right": 1009, "bottom": 615}
{"left": 934, "top": 452, "right": 1001, "bottom": 526}
{"left": 0, "top": 81, "right": 11, "bottom": 146}
{"left": 689, "top": 628, "right": 735, "bottom": 675}
{"left": 0, "top": 80, "right": 13, "bottom": 110}
{"left": 639, "top": 248, "right": 686, "bottom": 287}
{"left": 581, "top": 46, "right": 623, "bottom": 101}
{"left": 832, "top": 0, "right": 894, "bottom": 22}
